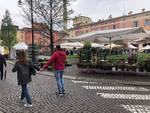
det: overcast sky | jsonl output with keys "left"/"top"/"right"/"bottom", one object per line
{"left": 0, "top": 0, "right": 150, "bottom": 28}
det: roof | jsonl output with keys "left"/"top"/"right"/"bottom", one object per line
{"left": 65, "top": 27, "right": 145, "bottom": 41}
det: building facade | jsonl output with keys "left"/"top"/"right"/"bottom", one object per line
{"left": 16, "top": 23, "right": 59, "bottom": 46}
{"left": 16, "top": 23, "right": 60, "bottom": 54}
{"left": 68, "top": 9, "right": 150, "bottom": 38}
{"left": 73, "top": 16, "right": 92, "bottom": 28}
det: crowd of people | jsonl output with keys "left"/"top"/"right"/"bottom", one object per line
{"left": 0, "top": 45, "right": 66, "bottom": 108}
{"left": 65, "top": 47, "right": 79, "bottom": 56}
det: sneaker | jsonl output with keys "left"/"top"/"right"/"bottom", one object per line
{"left": 19, "top": 96, "right": 24, "bottom": 103}
{"left": 24, "top": 104, "right": 33, "bottom": 107}
{"left": 62, "top": 90, "right": 66, "bottom": 94}
{"left": 56, "top": 92, "right": 63, "bottom": 96}
{"left": 20, "top": 99, "right": 25, "bottom": 103}
{"left": 58, "top": 93, "right": 63, "bottom": 96}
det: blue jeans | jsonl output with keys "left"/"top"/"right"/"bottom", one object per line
{"left": 54, "top": 70, "right": 64, "bottom": 93}
{"left": 21, "top": 84, "right": 32, "bottom": 104}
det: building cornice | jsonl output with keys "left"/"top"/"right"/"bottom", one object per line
{"left": 68, "top": 10, "right": 150, "bottom": 31}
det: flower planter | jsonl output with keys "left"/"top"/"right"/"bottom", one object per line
{"left": 145, "top": 64, "right": 150, "bottom": 72}
{"left": 115, "top": 64, "right": 125, "bottom": 71}
{"left": 138, "top": 66, "right": 144, "bottom": 72}
{"left": 102, "top": 64, "right": 112, "bottom": 70}
{"left": 126, "top": 65, "right": 137, "bottom": 71}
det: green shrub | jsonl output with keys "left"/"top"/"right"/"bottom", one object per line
{"left": 137, "top": 53, "right": 150, "bottom": 64}
{"left": 108, "top": 53, "right": 150, "bottom": 65}
{"left": 83, "top": 41, "right": 91, "bottom": 49}
{"left": 108, "top": 54, "right": 127, "bottom": 64}
{"left": 67, "top": 54, "right": 79, "bottom": 58}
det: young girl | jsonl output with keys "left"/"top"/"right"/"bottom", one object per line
{"left": 12, "top": 50, "right": 34, "bottom": 107}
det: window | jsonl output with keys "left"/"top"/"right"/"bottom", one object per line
{"left": 112, "top": 25, "right": 116, "bottom": 29}
{"left": 133, "top": 21, "right": 139, "bottom": 27}
{"left": 144, "top": 19, "right": 150, "bottom": 26}
{"left": 85, "top": 30, "right": 89, "bottom": 33}
{"left": 122, "top": 23, "right": 126, "bottom": 28}
{"left": 122, "top": 19, "right": 126, "bottom": 21}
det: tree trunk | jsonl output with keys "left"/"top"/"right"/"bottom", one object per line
{"left": 49, "top": 0, "right": 54, "bottom": 55}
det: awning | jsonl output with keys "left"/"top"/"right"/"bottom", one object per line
{"left": 112, "top": 33, "right": 150, "bottom": 41}
{"left": 65, "top": 27, "right": 145, "bottom": 41}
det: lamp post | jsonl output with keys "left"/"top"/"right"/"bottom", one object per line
{"left": 109, "top": 36, "right": 112, "bottom": 57}
{"left": 18, "top": 0, "right": 35, "bottom": 62}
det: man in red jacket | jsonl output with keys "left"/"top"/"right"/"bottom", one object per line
{"left": 41, "top": 45, "right": 66, "bottom": 95}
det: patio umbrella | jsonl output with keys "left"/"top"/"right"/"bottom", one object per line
{"left": 71, "top": 42, "right": 84, "bottom": 47}
{"left": 142, "top": 45, "right": 150, "bottom": 50}
{"left": 105, "top": 43, "right": 122, "bottom": 48}
{"left": 13, "top": 42, "right": 28, "bottom": 50}
{"left": 60, "top": 42, "right": 83, "bottom": 49}
{"left": 128, "top": 45, "right": 137, "bottom": 49}
{"left": 91, "top": 43, "right": 104, "bottom": 48}
{"left": 61, "top": 45, "right": 74, "bottom": 49}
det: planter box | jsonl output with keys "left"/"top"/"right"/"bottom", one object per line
{"left": 114, "top": 64, "right": 125, "bottom": 71}
{"left": 125, "top": 65, "right": 137, "bottom": 71}
{"left": 138, "top": 66, "right": 144, "bottom": 72}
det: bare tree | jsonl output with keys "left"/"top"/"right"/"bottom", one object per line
{"left": 19, "top": 0, "right": 73, "bottom": 53}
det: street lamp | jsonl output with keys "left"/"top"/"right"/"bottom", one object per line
{"left": 18, "top": 0, "right": 35, "bottom": 63}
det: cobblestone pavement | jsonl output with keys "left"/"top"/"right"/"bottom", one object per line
{"left": 40, "top": 64, "right": 150, "bottom": 86}
{"left": 1, "top": 64, "right": 150, "bottom": 113}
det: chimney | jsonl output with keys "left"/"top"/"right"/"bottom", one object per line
{"left": 142, "top": 8, "right": 145, "bottom": 13}
{"left": 128, "top": 11, "right": 133, "bottom": 15}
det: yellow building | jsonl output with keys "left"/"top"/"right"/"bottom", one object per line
{"left": 16, "top": 29, "right": 24, "bottom": 42}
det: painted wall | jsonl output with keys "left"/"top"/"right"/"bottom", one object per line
{"left": 67, "top": 11, "right": 150, "bottom": 38}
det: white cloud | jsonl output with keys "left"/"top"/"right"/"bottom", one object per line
{"left": 70, "top": 0, "right": 150, "bottom": 22}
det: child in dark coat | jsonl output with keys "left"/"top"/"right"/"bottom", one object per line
{"left": 12, "top": 50, "right": 39, "bottom": 107}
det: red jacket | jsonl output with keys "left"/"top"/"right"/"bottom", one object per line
{"left": 43, "top": 50, "right": 66, "bottom": 70}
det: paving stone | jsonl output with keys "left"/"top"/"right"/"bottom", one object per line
{"left": 1, "top": 63, "right": 150, "bottom": 113}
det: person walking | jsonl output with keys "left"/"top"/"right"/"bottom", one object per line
{"left": 12, "top": 50, "right": 35, "bottom": 107}
{"left": 0, "top": 53, "right": 7, "bottom": 80}
{"left": 40, "top": 45, "right": 66, "bottom": 95}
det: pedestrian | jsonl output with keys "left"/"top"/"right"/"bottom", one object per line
{"left": 66, "top": 50, "right": 69, "bottom": 56}
{"left": 40, "top": 45, "right": 66, "bottom": 95}
{"left": 0, "top": 53, "right": 7, "bottom": 80}
{"left": 12, "top": 50, "right": 38, "bottom": 107}
{"left": 70, "top": 50, "right": 73, "bottom": 55}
